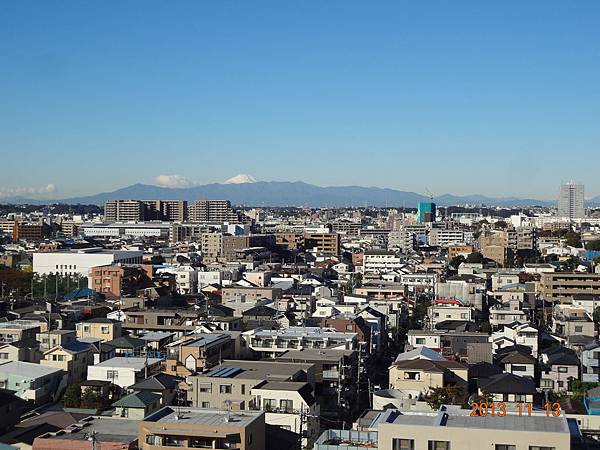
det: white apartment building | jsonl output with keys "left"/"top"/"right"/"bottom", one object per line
{"left": 427, "top": 301, "right": 473, "bottom": 327}
{"left": 33, "top": 248, "right": 144, "bottom": 277}
{"left": 428, "top": 228, "right": 465, "bottom": 247}
{"left": 363, "top": 250, "right": 404, "bottom": 273}
{"left": 87, "top": 356, "right": 162, "bottom": 389}
{"left": 490, "top": 322, "right": 539, "bottom": 358}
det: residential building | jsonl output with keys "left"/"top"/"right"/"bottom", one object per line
{"left": 164, "top": 333, "right": 233, "bottom": 376}
{"left": 388, "top": 359, "right": 468, "bottom": 395}
{"left": 40, "top": 341, "right": 93, "bottom": 384}
{"left": 244, "top": 327, "right": 358, "bottom": 358}
{"left": 189, "top": 200, "right": 241, "bottom": 223}
{"left": 87, "top": 356, "right": 163, "bottom": 389}
{"left": 112, "top": 391, "right": 162, "bottom": 419}
{"left": 104, "top": 199, "right": 147, "bottom": 221}
{"left": 0, "top": 361, "right": 65, "bottom": 405}
{"left": 139, "top": 407, "right": 266, "bottom": 450}
{"left": 490, "top": 322, "right": 539, "bottom": 358}
{"left": 89, "top": 263, "right": 154, "bottom": 299}
{"left": 0, "top": 321, "right": 40, "bottom": 343}
{"left": 76, "top": 318, "right": 122, "bottom": 342}
{"left": 540, "top": 272, "right": 600, "bottom": 302}
{"left": 363, "top": 250, "right": 404, "bottom": 273}
{"left": 304, "top": 232, "right": 340, "bottom": 255}
{"left": 540, "top": 346, "right": 580, "bottom": 392}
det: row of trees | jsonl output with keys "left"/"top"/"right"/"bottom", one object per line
{"left": 0, "top": 268, "right": 87, "bottom": 299}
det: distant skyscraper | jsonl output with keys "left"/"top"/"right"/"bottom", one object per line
{"left": 558, "top": 182, "right": 584, "bottom": 219}
{"left": 417, "top": 202, "right": 436, "bottom": 223}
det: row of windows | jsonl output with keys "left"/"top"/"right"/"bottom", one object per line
{"left": 55, "top": 264, "right": 77, "bottom": 270}
{"left": 392, "top": 440, "right": 555, "bottom": 450}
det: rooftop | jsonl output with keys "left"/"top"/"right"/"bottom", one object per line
{"left": 93, "top": 356, "right": 162, "bottom": 370}
{"left": 37, "top": 417, "right": 139, "bottom": 443}
{"left": 144, "top": 406, "right": 263, "bottom": 428}
{"left": 0, "top": 361, "right": 63, "bottom": 378}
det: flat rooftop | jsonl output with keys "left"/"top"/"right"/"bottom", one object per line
{"left": 40, "top": 417, "right": 139, "bottom": 442}
{"left": 0, "top": 361, "right": 63, "bottom": 378}
{"left": 94, "top": 356, "right": 162, "bottom": 370}
{"left": 253, "top": 327, "right": 357, "bottom": 340}
{"left": 145, "top": 407, "right": 263, "bottom": 428}
{"left": 376, "top": 409, "right": 570, "bottom": 434}
{"left": 195, "top": 359, "right": 313, "bottom": 381}
{"left": 275, "top": 348, "right": 355, "bottom": 362}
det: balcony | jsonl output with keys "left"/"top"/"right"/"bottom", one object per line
{"left": 314, "top": 430, "right": 378, "bottom": 450}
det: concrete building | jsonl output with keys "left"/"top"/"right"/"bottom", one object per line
{"left": 33, "top": 248, "right": 144, "bottom": 277}
{"left": 304, "top": 232, "right": 340, "bottom": 255}
{"left": 558, "top": 181, "right": 585, "bottom": 219}
{"left": 139, "top": 407, "right": 266, "bottom": 450}
{"left": 540, "top": 272, "right": 600, "bottom": 302}
{"left": 189, "top": 200, "right": 241, "bottom": 223}
{"left": 89, "top": 263, "right": 154, "bottom": 299}
{"left": 417, "top": 202, "right": 436, "bottom": 223}
{"left": 104, "top": 200, "right": 147, "bottom": 221}
{"left": 428, "top": 228, "right": 464, "bottom": 247}
{"left": 40, "top": 341, "right": 93, "bottom": 384}
{"left": 87, "top": 356, "right": 162, "bottom": 389}
{"left": 0, "top": 361, "right": 65, "bottom": 405}
{"left": 0, "top": 320, "right": 40, "bottom": 343}
{"left": 363, "top": 250, "right": 404, "bottom": 273}
{"left": 164, "top": 333, "right": 233, "bottom": 376}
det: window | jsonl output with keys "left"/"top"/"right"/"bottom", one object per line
{"left": 404, "top": 371, "right": 419, "bottom": 380}
{"left": 220, "top": 384, "right": 232, "bottom": 394}
{"left": 496, "top": 445, "right": 516, "bottom": 450}
{"left": 201, "top": 401, "right": 210, "bottom": 408}
{"left": 199, "top": 383, "right": 212, "bottom": 393}
{"left": 241, "top": 384, "right": 245, "bottom": 395}
{"left": 514, "top": 394, "right": 528, "bottom": 402}
{"left": 393, "top": 438, "right": 415, "bottom": 450}
{"left": 415, "top": 338, "right": 426, "bottom": 345}
{"left": 264, "top": 398, "right": 277, "bottom": 410}
{"left": 428, "top": 441, "right": 450, "bottom": 450}
{"left": 558, "top": 367, "right": 568, "bottom": 373}
{"left": 512, "top": 365, "right": 526, "bottom": 372}
{"left": 106, "top": 370, "right": 118, "bottom": 380}
{"left": 529, "top": 447, "right": 555, "bottom": 450}
{"left": 101, "top": 327, "right": 110, "bottom": 334}
{"left": 280, "top": 399, "right": 293, "bottom": 413}
{"left": 190, "top": 437, "right": 213, "bottom": 448}
{"left": 0, "top": 353, "right": 8, "bottom": 360}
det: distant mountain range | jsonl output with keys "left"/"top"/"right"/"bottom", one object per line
{"left": 6, "top": 180, "right": 600, "bottom": 208}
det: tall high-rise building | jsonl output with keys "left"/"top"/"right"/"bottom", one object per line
{"left": 189, "top": 200, "right": 241, "bottom": 223}
{"left": 417, "top": 202, "right": 436, "bottom": 223}
{"left": 558, "top": 182, "right": 584, "bottom": 219}
{"left": 104, "top": 200, "right": 188, "bottom": 222}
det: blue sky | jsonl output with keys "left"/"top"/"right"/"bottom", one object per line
{"left": 1, "top": 1, "right": 599, "bottom": 200}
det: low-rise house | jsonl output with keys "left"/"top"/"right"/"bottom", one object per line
{"left": 0, "top": 320, "right": 40, "bottom": 343}
{"left": 165, "top": 333, "right": 233, "bottom": 377}
{"left": 75, "top": 318, "right": 122, "bottom": 342}
{"left": 490, "top": 321, "right": 539, "bottom": 357}
{"left": 552, "top": 304, "right": 595, "bottom": 338}
{"left": 407, "top": 329, "right": 489, "bottom": 359}
{"left": 388, "top": 359, "right": 468, "bottom": 396}
{"left": 0, "top": 339, "right": 40, "bottom": 363}
{"left": 112, "top": 391, "right": 162, "bottom": 419}
{"left": 128, "top": 373, "right": 180, "bottom": 406}
{"left": 488, "top": 299, "right": 528, "bottom": 328}
{"left": 36, "top": 329, "right": 76, "bottom": 352}
{"left": 581, "top": 340, "right": 600, "bottom": 383}
{"left": 540, "top": 346, "right": 580, "bottom": 391}
{"left": 87, "top": 356, "right": 162, "bottom": 389}
{"left": 251, "top": 381, "right": 320, "bottom": 447}
{"left": 40, "top": 341, "right": 93, "bottom": 384}
{"left": 494, "top": 346, "right": 535, "bottom": 378}
{"left": 426, "top": 299, "right": 474, "bottom": 328}
{"left": 0, "top": 361, "right": 65, "bottom": 405}
{"left": 478, "top": 372, "right": 536, "bottom": 404}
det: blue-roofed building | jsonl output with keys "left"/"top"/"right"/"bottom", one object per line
{"left": 63, "top": 287, "right": 102, "bottom": 301}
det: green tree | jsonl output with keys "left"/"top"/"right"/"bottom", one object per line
{"left": 479, "top": 321, "right": 492, "bottom": 333}
{"left": 80, "top": 389, "right": 102, "bottom": 409}
{"left": 63, "top": 384, "right": 81, "bottom": 408}
{"left": 565, "top": 230, "right": 582, "bottom": 248}
{"left": 587, "top": 240, "right": 600, "bottom": 251}
{"left": 465, "top": 252, "right": 483, "bottom": 264}
{"left": 424, "top": 386, "right": 461, "bottom": 410}
{"left": 494, "top": 220, "right": 508, "bottom": 229}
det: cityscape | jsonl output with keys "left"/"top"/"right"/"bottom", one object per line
{"left": 2, "top": 2, "right": 600, "bottom": 450}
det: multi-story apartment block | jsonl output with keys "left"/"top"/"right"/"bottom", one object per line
{"left": 164, "top": 333, "right": 233, "bottom": 376}
{"left": 244, "top": 327, "right": 358, "bottom": 358}
{"left": 363, "top": 250, "right": 404, "bottom": 273}
{"left": 428, "top": 228, "right": 464, "bottom": 247}
{"left": 89, "top": 263, "right": 154, "bottom": 299}
{"left": 558, "top": 181, "right": 585, "bottom": 220}
{"left": 104, "top": 200, "right": 147, "bottom": 221}
{"left": 304, "top": 232, "right": 340, "bottom": 255}
{"left": 189, "top": 200, "right": 241, "bottom": 223}
{"left": 540, "top": 272, "right": 600, "bottom": 303}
